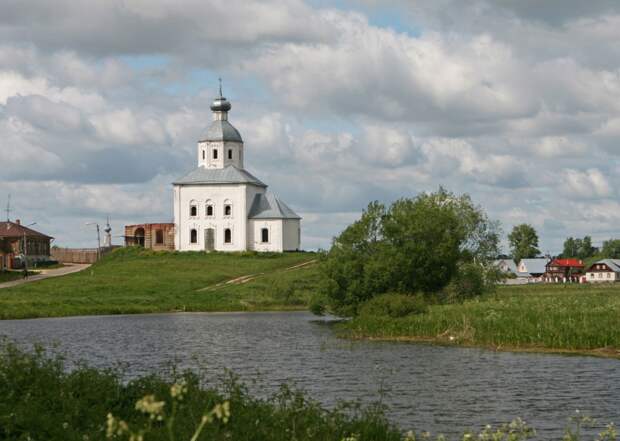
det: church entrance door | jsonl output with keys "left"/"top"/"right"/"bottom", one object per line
{"left": 205, "top": 228, "right": 215, "bottom": 252}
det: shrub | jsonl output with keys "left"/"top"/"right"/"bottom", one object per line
{"left": 441, "top": 262, "right": 493, "bottom": 303}
{"left": 359, "top": 293, "right": 428, "bottom": 318}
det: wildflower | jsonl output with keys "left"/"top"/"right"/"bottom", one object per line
{"left": 106, "top": 413, "right": 129, "bottom": 439}
{"left": 62, "top": 422, "right": 69, "bottom": 430}
{"left": 135, "top": 395, "right": 165, "bottom": 421}
{"left": 170, "top": 381, "right": 188, "bottom": 401}
{"left": 404, "top": 430, "right": 416, "bottom": 441}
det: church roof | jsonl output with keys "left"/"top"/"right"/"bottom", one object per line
{"left": 0, "top": 221, "right": 53, "bottom": 239}
{"left": 199, "top": 120, "right": 243, "bottom": 143}
{"left": 248, "top": 192, "right": 301, "bottom": 220}
{"left": 173, "top": 165, "right": 266, "bottom": 187}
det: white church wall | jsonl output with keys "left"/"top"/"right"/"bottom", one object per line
{"left": 175, "top": 183, "right": 250, "bottom": 252}
{"left": 198, "top": 141, "right": 243, "bottom": 169}
{"left": 249, "top": 220, "right": 284, "bottom": 252}
{"left": 283, "top": 219, "right": 301, "bottom": 251}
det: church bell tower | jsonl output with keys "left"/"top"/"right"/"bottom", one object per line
{"left": 197, "top": 80, "right": 244, "bottom": 169}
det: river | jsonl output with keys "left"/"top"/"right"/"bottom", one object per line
{"left": 0, "top": 311, "right": 618, "bottom": 438}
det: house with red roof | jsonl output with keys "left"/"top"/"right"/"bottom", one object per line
{"left": 0, "top": 220, "right": 53, "bottom": 270}
{"left": 543, "top": 258, "right": 585, "bottom": 283}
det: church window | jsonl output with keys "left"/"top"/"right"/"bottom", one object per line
{"left": 202, "top": 150, "right": 205, "bottom": 160}
{"left": 213, "top": 149, "right": 218, "bottom": 159}
{"left": 190, "top": 229, "right": 198, "bottom": 244}
{"left": 206, "top": 204, "right": 214, "bottom": 217}
{"left": 261, "top": 228, "right": 269, "bottom": 243}
{"left": 155, "top": 230, "right": 164, "bottom": 244}
{"left": 228, "top": 149, "right": 233, "bottom": 159}
{"left": 224, "top": 204, "right": 232, "bottom": 217}
{"left": 190, "top": 204, "right": 197, "bottom": 217}
{"left": 224, "top": 228, "right": 232, "bottom": 244}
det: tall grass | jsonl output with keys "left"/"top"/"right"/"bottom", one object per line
{"left": 342, "top": 283, "right": 620, "bottom": 354}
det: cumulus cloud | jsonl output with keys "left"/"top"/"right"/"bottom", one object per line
{"left": 0, "top": 0, "right": 619, "bottom": 252}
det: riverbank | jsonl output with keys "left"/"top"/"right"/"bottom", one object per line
{"left": 0, "top": 248, "right": 320, "bottom": 319}
{"left": 339, "top": 283, "right": 620, "bottom": 358}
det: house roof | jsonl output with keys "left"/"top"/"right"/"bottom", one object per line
{"left": 248, "top": 192, "right": 301, "bottom": 220}
{"left": 550, "top": 258, "right": 584, "bottom": 268}
{"left": 493, "top": 259, "right": 517, "bottom": 274}
{"left": 587, "top": 259, "right": 620, "bottom": 273}
{"left": 519, "top": 258, "right": 548, "bottom": 275}
{"left": 173, "top": 165, "right": 266, "bottom": 187}
{"left": 0, "top": 221, "right": 53, "bottom": 239}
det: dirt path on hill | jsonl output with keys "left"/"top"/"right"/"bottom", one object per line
{"left": 0, "top": 263, "right": 91, "bottom": 290}
{"left": 197, "top": 259, "right": 318, "bottom": 292}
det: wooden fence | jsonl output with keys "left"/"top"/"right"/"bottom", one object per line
{"left": 51, "top": 247, "right": 118, "bottom": 264}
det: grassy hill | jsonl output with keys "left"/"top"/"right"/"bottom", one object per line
{"left": 0, "top": 247, "right": 321, "bottom": 320}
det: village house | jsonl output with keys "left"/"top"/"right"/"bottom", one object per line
{"left": 516, "top": 258, "right": 548, "bottom": 281}
{"left": 493, "top": 259, "right": 518, "bottom": 276}
{"left": 585, "top": 259, "right": 620, "bottom": 283}
{"left": 543, "top": 258, "right": 585, "bottom": 283}
{"left": 172, "top": 87, "right": 301, "bottom": 252}
{"left": 0, "top": 220, "right": 53, "bottom": 270}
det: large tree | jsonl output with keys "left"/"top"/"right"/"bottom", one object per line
{"left": 319, "top": 189, "right": 500, "bottom": 316}
{"left": 508, "top": 224, "right": 540, "bottom": 263}
{"left": 601, "top": 239, "right": 620, "bottom": 259}
{"left": 562, "top": 236, "right": 597, "bottom": 259}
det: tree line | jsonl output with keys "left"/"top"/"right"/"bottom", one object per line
{"left": 314, "top": 189, "right": 620, "bottom": 317}
{"left": 506, "top": 224, "right": 620, "bottom": 262}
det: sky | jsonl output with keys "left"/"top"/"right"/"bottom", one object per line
{"left": 1, "top": 0, "right": 620, "bottom": 254}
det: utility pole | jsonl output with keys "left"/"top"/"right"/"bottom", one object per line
{"left": 86, "top": 222, "right": 101, "bottom": 260}
{"left": 5, "top": 194, "right": 11, "bottom": 222}
{"left": 22, "top": 222, "right": 37, "bottom": 277}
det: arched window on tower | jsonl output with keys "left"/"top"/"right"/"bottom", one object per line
{"left": 228, "top": 149, "right": 233, "bottom": 160}
{"left": 213, "top": 149, "right": 218, "bottom": 159}
{"left": 190, "top": 229, "right": 198, "bottom": 244}
{"left": 224, "top": 228, "right": 232, "bottom": 244}
{"left": 189, "top": 201, "right": 197, "bottom": 217}
{"left": 224, "top": 200, "right": 232, "bottom": 217}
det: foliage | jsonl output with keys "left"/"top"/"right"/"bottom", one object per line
{"left": 0, "top": 342, "right": 404, "bottom": 441}
{"left": 359, "top": 293, "right": 428, "bottom": 318}
{"left": 340, "top": 283, "right": 620, "bottom": 355}
{"left": 508, "top": 224, "right": 540, "bottom": 263}
{"left": 320, "top": 190, "right": 500, "bottom": 316}
{"left": 0, "top": 247, "right": 320, "bottom": 319}
{"left": 441, "top": 262, "right": 492, "bottom": 303}
{"left": 601, "top": 239, "right": 620, "bottom": 259}
{"left": 0, "top": 237, "right": 13, "bottom": 254}
{"left": 562, "top": 237, "right": 597, "bottom": 260}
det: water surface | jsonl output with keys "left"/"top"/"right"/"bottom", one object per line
{"left": 1, "top": 311, "right": 618, "bottom": 438}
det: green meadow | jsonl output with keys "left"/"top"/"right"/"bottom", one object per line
{"left": 340, "top": 283, "right": 620, "bottom": 358}
{"left": 0, "top": 247, "right": 319, "bottom": 320}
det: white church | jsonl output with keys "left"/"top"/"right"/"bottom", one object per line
{"left": 173, "top": 88, "right": 301, "bottom": 252}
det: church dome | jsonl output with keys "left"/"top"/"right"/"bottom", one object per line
{"left": 210, "top": 95, "right": 231, "bottom": 112}
{"left": 200, "top": 120, "right": 243, "bottom": 143}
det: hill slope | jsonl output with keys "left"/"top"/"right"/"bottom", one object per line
{"left": 0, "top": 248, "right": 321, "bottom": 320}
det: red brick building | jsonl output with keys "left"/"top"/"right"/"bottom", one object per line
{"left": 0, "top": 220, "right": 53, "bottom": 269}
{"left": 124, "top": 223, "right": 175, "bottom": 251}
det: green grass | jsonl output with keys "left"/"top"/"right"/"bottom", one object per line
{"left": 0, "top": 271, "right": 23, "bottom": 284}
{"left": 340, "top": 283, "right": 620, "bottom": 357}
{"left": 0, "top": 247, "right": 320, "bottom": 320}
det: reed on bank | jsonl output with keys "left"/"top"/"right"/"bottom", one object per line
{"left": 339, "top": 283, "right": 620, "bottom": 357}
